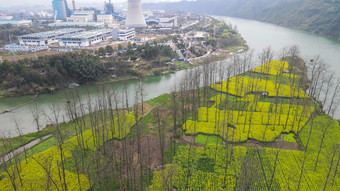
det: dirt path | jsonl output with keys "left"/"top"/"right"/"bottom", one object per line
{"left": 181, "top": 134, "right": 302, "bottom": 151}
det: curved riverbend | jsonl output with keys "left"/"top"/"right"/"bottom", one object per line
{"left": 1, "top": 16, "right": 340, "bottom": 137}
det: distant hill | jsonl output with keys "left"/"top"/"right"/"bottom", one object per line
{"left": 144, "top": 0, "right": 340, "bottom": 39}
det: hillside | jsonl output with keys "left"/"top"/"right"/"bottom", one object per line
{"left": 144, "top": 0, "right": 340, "bottom": 39}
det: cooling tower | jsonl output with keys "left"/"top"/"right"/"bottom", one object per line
{"left": 126, "top": 0, "right": 147, "bottom": 28}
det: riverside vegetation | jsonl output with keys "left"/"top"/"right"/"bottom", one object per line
{"left": 0, "top": 45, "right": 339, "bottom": 190}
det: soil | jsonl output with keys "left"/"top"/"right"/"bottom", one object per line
{"left": 106, "top": 131, "right": 170, "bottom": 170}
{"left": 240, "top": 134, "right": 302, "bottom": 151}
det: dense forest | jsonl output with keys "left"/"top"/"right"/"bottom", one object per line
{"left": 144, "top": 0, "right": 340, "bottom": 39}
{"left": 0, "top": 46, "right": 340, "bottom": 190}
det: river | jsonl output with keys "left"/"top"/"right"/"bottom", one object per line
{"left": 1, "top": 16, "right": 340, "bottom": 137}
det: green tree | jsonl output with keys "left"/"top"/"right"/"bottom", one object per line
{"left": 98, "top": 47, "right": 106, "bottom": 56}
{"left": 118, "top": 44, "right": 123, "bottom": 51}
{"left": 105, "top": 45, "right": 114, "bottom": 55}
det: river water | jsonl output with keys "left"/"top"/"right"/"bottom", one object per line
{"left": 1, "top": 16, "right": 340, "bottom": 137}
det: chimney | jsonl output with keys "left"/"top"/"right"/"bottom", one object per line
{"left": 72, "top": 0, "right": 76, "bottom": 11}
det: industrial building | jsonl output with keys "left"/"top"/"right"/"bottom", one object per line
{"left": 52, "top": 0, "right": 71, "bottom": 20}
{"left": 67, "top": 14, "right": 93, "bottom": 22}
{"left": 48, "top": 22, "right": 104, "bottom": 28}
{"left": 112, "top": 28, "right": 136, "bottom": 41}
{"left": 159, "top": 17, "right": 178, "bottom": 28}
{"left": 104, "top": 0, "right": 114, "bottom": 14}
{"left": 97, "top": 14, "right": 114, "bottom": 26}
{"left": 58, "top": 29, "right": 112, "bottom": 47}
{"left": 18, "top": 28, "right": 85, "bottom": 46}
{"left": 0, "top": 19, "right": 32, "bottom": 26}
{"left": 73, "top": 10, "right": 96, "bottom": 21}
{"left": 5, "top": 43, "right": 48, "bottom": 52}
{"left": 126, "top": 0, "right": 147, "bottom": 28}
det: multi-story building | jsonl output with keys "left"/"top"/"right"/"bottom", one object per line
{"left": 159, "top": 16, "right": 178, "bottom": 28}
{"left": 97, "top": 14, "right": 114, "bottom": 26}
{"left": 73, "top": 10, "right": 96, "bottom": 21}
{"left": 52, "top": 0, "right": 71, "bottom": 20}
{"left": 58, "top": 29, "right": 112, "bottom": 47}
{"left": 112, "top": 28, "right": 135, "bottom": 41}
{"left": 67, "top": 14, "right": 93, "bottom": 22}
{"left": 18, "top": 28, "right": 85, "bottom": 46}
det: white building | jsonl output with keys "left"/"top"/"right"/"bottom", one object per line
{"left": 53, "top": 48, "right": 73, "bottom": 52}
{"left": 18, "top": 28, "right": 85, "bottom": 46}
{"left": 58, "top": 29, "right": 112, "bottom": 47}
{"left": 67, "top": 14, "right": 93, "bottom": 22}
{"left": 0, "top": 15, "right": 13, "bottom": 20}
{"left": 112, "top": 28, "right": 135, "bottom": 41}
{"left": 97, "top": 14, "right": 114, "bottom": 26}
{"left": 73, "top": 10, "right": 95, "bottom": 21}
{"left": 48, "top": 22, "right": 105, "bottom": 28}
{"left": 0, "top": 19, "right": 32, "bottom": 26}
{"left": 159, "top": 16, "right": 178, "bottom": 28}
{"left": 5, "top": 43, "right": 48, "bottom": 52}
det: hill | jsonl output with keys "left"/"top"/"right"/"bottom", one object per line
{"left": 144, "top": 0, "right": 340, "bottom": 39}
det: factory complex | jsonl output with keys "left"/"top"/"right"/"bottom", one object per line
{"left": 18, "top": 28, "right": 85, "bottom": 46}
{"left": 4, "top": 27, "right": 136, "bottom": 51}
{"left": 2, "top": 0, "right": 200, "bottom": 53}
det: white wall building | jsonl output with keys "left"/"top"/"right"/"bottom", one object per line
{"left": 67, "top": 14, "right": 93, "bottom": 22}
{"left": 159, "top": 16, "right": 178, "bottom": 28}
{"left": 0, "top": 19, "right": 32, "bottom": 26}
{"left": 112, "top": 28, "right": 135, "bottom": 41}
{"left": 73, "top": 10, "right": 95, "bottom": 21}
{"left": 58, "top": 29, "right": 112, "bottom": 47}
{"left": 0, "top": 15, "right": 13, "bottom": 20}
{"left": 18, "top": 28, "right": 85, "bottom": 46}
{"left": 5, "top": 43, "right": 48, "bottom": 52}
{"left": 97, "top": 14, "right": 114, "bottom": 26}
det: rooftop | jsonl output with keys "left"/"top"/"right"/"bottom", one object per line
{"left": 61, "top": 29, "right": 112, "bottom": 39}
{"left": 0, "top": 19, "right": 32, "bottom": 22}
{"left": 48, "top": 22, "right": 104, "bottom": 26}
{"left": 19, "top": 28, "right": 84, "bottom": 38}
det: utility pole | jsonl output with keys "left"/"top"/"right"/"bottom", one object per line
{"left": 9, "top": 34, "right": 16, "bottom": 61}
